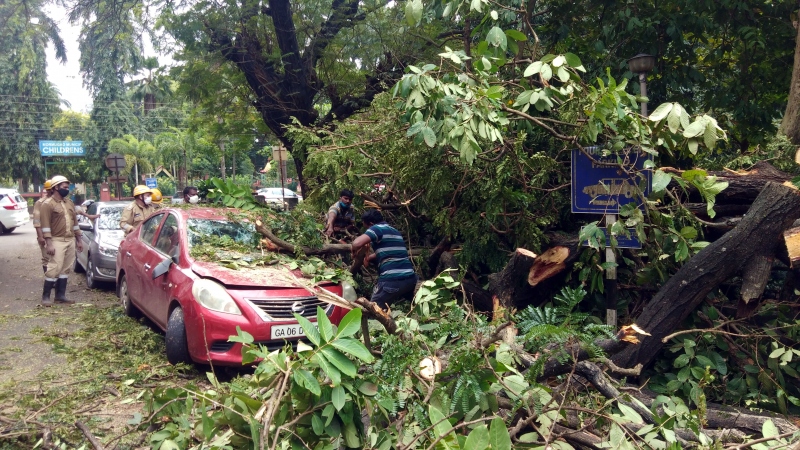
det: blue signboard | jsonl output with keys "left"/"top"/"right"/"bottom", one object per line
{"left": 145, "top": 178, "right": 158, "bottom": 189}
{"left": 580, "top": 226, "right": 642, "bottom": 249}
{"left": 39, "top": 141, "right": 85, "bottom": 157}
{"left": 571, "top": 147, "right": 651, "bottom": 214}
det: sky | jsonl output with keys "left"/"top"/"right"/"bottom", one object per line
{"left": 43, "top": 3, "right": 173, "bottom": 113}
{"left": 44, "top": 3, "right": 90, "bottom": 112}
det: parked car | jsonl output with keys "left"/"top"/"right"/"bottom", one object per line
{"left": 116, "top": 207, "right": 353, "bottom": 366}
{"left": 75, "top": 201, "right": 129, "bottom": 288}
{"left": 0, "top": 188, "right": 30, "bottom": 234}
{"left": 255, "top": 187, "right": 302, "bottom": 210}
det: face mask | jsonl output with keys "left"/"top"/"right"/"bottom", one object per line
{"left": 188, "top": 195, "right": 199, "bottom": 204}
{"left": 339, "top": 201, "right": 350, "bottom": 209}
{"left": 57, "top": 188, "right": 70, "bottom": 198}
{"left": 143, "top": 196, "right": 152, "bottom": 205}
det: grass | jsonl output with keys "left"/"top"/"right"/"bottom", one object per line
{"left": 0, "top": 298, "right": 203, "bottom": 449}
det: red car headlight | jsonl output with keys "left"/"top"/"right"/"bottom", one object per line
{"left": 191, "top": 279, "right": 242, "bottom": 315}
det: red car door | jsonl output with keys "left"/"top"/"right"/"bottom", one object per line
{"left": 141, "top": 213, "right": 181, "bottom": 328}
{"left": 125, "top": 213, "right": 165, "bottom": 312}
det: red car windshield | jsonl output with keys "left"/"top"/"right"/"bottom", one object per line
{"left": 186, "top": 218, "right": 259, "bottom": 249}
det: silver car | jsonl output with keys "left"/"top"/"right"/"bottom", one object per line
{"left": 76, "top": 201, "right": 128, "bottom": 288}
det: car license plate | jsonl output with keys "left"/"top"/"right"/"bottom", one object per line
{"left": 271, "top": 323, "right": 316, "bottom": 340}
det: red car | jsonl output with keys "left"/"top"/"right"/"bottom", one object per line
{"left": 116, "top": 207, "right": 351, "bottom": 366}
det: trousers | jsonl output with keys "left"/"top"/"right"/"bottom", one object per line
{"left": 45, "top": 237, "right": 76, "bottom": 281}
{"left": 39, "top": 243, "right": 50, "bottom": 266}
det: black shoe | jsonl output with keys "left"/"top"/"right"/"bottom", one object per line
{"left": 41, "top": 280, "right": 55, "bottom": 306}
{"left": 54, "top": 278, "right": 74, "bottom": 304}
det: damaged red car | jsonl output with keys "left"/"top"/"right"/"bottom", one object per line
{"left": 115, "top": 207, "right": 354, "bottom": 366}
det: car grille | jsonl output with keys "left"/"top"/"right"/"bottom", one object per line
{"left": 209, "top": 341, "right": 235, "bottom": 353}
{"left": 244, "top": 296, "right": 331, "bottom": 321}
{"left": 209, "top": 340, "right": 300, "bottom": 353}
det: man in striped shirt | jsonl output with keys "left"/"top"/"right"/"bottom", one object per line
{"left": 351, "top": 210, "right": 418, "bottom": 308}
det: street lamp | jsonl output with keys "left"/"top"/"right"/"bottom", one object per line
{"left": 627, "top": 53, "right": 656, "bottom": 116}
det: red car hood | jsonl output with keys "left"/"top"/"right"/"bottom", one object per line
{"left": 191, "top": 261, "right": 308, "bottom": 288}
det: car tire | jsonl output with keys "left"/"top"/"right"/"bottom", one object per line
{"left": 0, "top": 224, "right": 14, "bottom": 234}
{"left": 118, "top": 275, "right": 140, "bottom": 318}
{"left": 85, "top": 257, "right": 98, "bottom": 289}
{"left": 166, "top": 307, "right": 192, "bottom": 365}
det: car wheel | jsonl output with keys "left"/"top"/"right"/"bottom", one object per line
{"left": 0, "top": 225, "right": 14, "bottom": 234}
{"left": 166, "top": 307, "right": 192, "bottom": 365}
{"left": 86, "top": 257, "right": 98, "bottom": 289}
{"left": 119, "top": 275, "right": 140, "bottom": 318}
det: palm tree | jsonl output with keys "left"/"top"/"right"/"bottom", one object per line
{"left": 127, "top": 57, "right": 173, "bottom": 115}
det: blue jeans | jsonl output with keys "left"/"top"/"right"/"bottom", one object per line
{"left": 371, "top": 275, "right": 418, "bottom": 309}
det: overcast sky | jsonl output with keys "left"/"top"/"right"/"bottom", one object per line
{"left": 43, "top": 3, "right": 172, "bottom": 113}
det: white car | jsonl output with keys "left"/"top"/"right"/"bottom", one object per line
{"left": 0, "top": 188, "right": 30, "bottom": 234}
{"left": 255, "top": 188, "right": 302, "bottom": 210}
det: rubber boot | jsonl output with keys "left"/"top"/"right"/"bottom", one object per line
{"left": 54, "top": 278, "right": 74, "bottom": 304}
{"left": 41, "top": 280, "right": 55, "bottom": 306}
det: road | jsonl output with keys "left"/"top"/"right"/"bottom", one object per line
{"left": 0, "top": 221, "right": 114, "bottom": 381}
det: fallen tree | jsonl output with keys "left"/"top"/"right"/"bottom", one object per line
{"left": 613, "top": 181, "right": 800, "bottom": 369}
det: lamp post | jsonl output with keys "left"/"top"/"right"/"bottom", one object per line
{"left": 627, "top": 53, "right": 656, "bottom": 116}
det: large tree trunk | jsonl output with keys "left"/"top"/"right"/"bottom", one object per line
{"left": 781, "top": 17, "right": 800, "bottom": 144}
{"left": 666, "top": 161, "right": 792, "bottom": 206}
{"left": 613, "top": 182, "right": 800, "bottom": 369}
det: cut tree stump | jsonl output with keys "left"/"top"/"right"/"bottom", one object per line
{"left": 487, "top": 248, "right": 538, "bottom": 309}
{"left": 613, "top": 181, "right": 800, "bottom": 369}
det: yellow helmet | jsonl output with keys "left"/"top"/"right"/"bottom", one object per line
{"left": 49, "top": 175, "right": 70, "bottom": 187}
{"left": 133, "top": 185, "right": 152, "bottom": 197}
{"left": 43, "top": 179, "right": 53, "bottom": 190}
{"left": 150, "top": 188, "right": 163, "bottom": 203}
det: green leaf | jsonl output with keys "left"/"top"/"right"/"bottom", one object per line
{"left": 523, "top": 62, "right": 542, "bottom": 77}
{"left": 552, "top": 55, "right": 566, "bottom": 67}
{"left": 294, "top": 369, "right": 321, "bottom": 396}
{"left": 556, "top": 66, "right": 570, "bottom": 82}
{"left": 618, "top": 403, "right": 644, "bottom": 424}
{"left": 470, "top": 0, "right": 482, "bottom": 12}
{"left": 674, "top": 354, "right": 691, "bottom": 368}
{"left": 160, "top": 440, "right": 180, "bottom": 450}
{"left": 489, "top": 417, "right": 511, "bottom": 450}
{"left": 228, "top": 326, "right": 254, "bottom": 344}
{"left": 312, "top": 413, "right": 324, "bottom": 435}
{"left": 694, "top": 355, "right": 714, "bottom": 368}
{"left": 687, "top": 138, "right": 699, "bottom": 155}
{"left": 703, "top": 121, "right": 717, "bottom": 149}
{"left": 313, "top": 352, "right": 342, "bottom": 386}
{"left": 769, "top": 347, "right": 786, "bottom": 359}
{"left": 464, "top": 424, "right": 489, "bottom": 450}
{"left": 358, "top": 382, "right": 378, "bottom": 396}
{"left": 332, "top": 338, "right": 374, "bottom": 363}
{"left": 667, "top": 105, "right": 681, "bottom": 134}
{"left": 651, "top": 170, "right": 672, "bottom": 193}
{"left": 540, "top": 64, "right": 552, "bottom": 81}
{"left": 505, "top": 29, "right": 527, "bottom": 41}
{"left": 317, "top": 307, "right": 333, "bottom": 343}
{"left": 293, "top": 314, "right": 320, "bottom": 346}
{"left": 683, "top": 119, "right": 706, "bottom": 138}
{"left": 762, "top": 419, "right": 779, "bottom": 439}
{"left": 422, "top": 126, "right": 437, "bottom": 147}
{"left": 336, "top": 308, "right": 362, "bottom": 338}
{"left": 485, "top": 85, "right": 504, "bottom": 99}
{"left": 429, "top": 404, "right": 453, "bottom": 438}
{"left": 564, "top": 52, "right": 582, "bottom": 68}
{"left": 679, "top": 226, "right": 697, "bottom": 240}
{"left": 332, "top": 385, "right": 346, "bottom": 411}
{"left": 486, "top": 27, "right": 507, "bottom": 50}
{"left": 405, "top": 0, "right": 423, "bottom": 25}
{"left": 320, "top": 346, "right": 357, "bottom": 377}
{"left": 649, "top": 103, "right": 673, "bottom": 122}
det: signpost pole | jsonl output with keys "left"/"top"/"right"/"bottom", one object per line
{"left": 605, "top": 214, "right": 618, "bottom": 327}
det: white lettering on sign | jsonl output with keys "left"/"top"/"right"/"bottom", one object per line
{"left": 39, "top": 141, "right": 85, "bottom": 156}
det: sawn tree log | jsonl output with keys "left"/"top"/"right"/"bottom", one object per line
{"left": 613, "top": 181, "right": 800, "bottom": 369}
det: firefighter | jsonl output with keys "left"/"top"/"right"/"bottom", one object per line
{"left": 40, "top": 175, "right": 83, "bottom": 305}
{"left": 150, "top": 188, "right": 164, "bottom": 209}
{"left": 120, "top": 185, "right": 155, "bottom": 235}
{"left": 33, "top": 179, "right": 53, "bottom": 273}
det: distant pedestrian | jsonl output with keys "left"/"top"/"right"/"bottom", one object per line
{"left": 32, "top": 179, "right": 53, "bottom": 273}
{"left": 183, "top": 186, "right": 199, "bottom": 205}
{"left": 350, "top": 209, "right": 417, "bottom": 309}
{"left": 120, "top": 185, "right": 155, "bottom": 235}
{"left": 40, "top": 175, "right": 83, "bottom": 305}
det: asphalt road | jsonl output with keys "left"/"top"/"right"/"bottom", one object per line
{"left": 0, "top": 221, "right": 115, "bottom": 381}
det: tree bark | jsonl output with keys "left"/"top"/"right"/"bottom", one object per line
{"left": 254, "top": 220, "right": 352, "bottom": 256}
{"left": 781, "top": 16, "right": 800, "bottom": 144}
{"left": 666, "top": 161, "right": 792, "bottom": 205}
{"left": 613, "top": 182, "right": 800, "bottom": 369}
{"left": 488, "top": 248, "right": 538, "bottom": 309}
